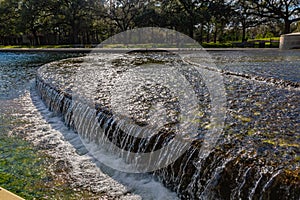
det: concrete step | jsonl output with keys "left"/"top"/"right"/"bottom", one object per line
{"left": 0, "top": 187, "right": 24, "bottom": 200}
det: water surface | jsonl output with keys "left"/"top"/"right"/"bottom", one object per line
{"left": 0, "top": 50, "right": 299, "bottom": 199}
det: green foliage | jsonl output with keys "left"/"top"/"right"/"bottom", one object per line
{"left": 201, "top": 42, "right": 232, "bottom": 48}
{"left": 247, "top": 0, "right": 300, "bottom": 34}
{"left": 264, "top": 31, "right": 274, "bottom": 38}
{"left": 255, "top": 33, "right": 264, "bottom": 39}
{"left": 0, "top": 0, "right": 20, "bottom": 38}
{"left": 0, "top": 0, "right": 299, "bottom": 46}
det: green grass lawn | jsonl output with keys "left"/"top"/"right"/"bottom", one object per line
{"left": 0, "top": 38, "right": 281, "bottom": 49}
{"left": 0, "top": 45, "right": 73, "bottom": 49}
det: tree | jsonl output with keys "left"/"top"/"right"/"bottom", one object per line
{"left": 161, "top": 0, "right": 213, "bottom": 40}
{"left": 234, "top": 0, "right": 265, "bottom": 41}
{"left": 19, "top": 0, "right": 54, "bottom": 45}
{"left": 134, "top": 1, "right": 162, "bottom": 27}
{"left": 208, "top": 0, "right": 233, "bottom": 43}
{"left": 106, "top": 0, "right": 147, "bottom": 32}
{"left": 249, "top": 0, "right": 300, "bottom": 34}
{"left": 160, "top": 0, "right": 187, "bottom": 31}
{"left": 177, "top": 0, "right": 208, "bottom": 38}
{"left": 53, "top": 0, "right": 97, "bottom": 44}
{"left": 0, "top": 0, "right": 21, "bottom": 45}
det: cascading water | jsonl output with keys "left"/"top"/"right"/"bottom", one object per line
{"left": 35, "top": 51, "right": 299, "bottom": 200}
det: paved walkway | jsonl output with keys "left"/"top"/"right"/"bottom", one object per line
{"left": 0, "top": 47, "right": 292, "bottom": 53}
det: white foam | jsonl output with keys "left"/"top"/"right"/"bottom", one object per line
{"left": 10, "top": 85, "right": 178, "bottom": 199}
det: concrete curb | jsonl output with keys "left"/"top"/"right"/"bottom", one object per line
{"left": 0, "top": 187, "right": 24, "bottom": 200}
{"left": 0, "top": 47, "right": 293, "bottom": 53}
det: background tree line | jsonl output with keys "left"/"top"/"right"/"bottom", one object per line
{"left": 0, "top": 0, "right": 299, "bottom": 46}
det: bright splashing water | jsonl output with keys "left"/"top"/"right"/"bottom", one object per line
{"left": 0, "top": 52, "right": 82, "bottom": 99}
{"left": 35, "top": 50, "right": 299, "bottom": 199}
{"left": 0, "top": 52, "right": 178, "bottom": 199}
{"left": 211, "top": 50, "right": 300, "bottom": 84}
{"left": 1, "top": 50, "right": 299, "bottom": 199}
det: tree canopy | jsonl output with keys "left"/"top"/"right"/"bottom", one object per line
{"left": 0, "top": 0, "right": 299, "bottom": 45}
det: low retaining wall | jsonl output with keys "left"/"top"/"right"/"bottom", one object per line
{"left": 280, "top": 33, "right": 300, "bottom": 49}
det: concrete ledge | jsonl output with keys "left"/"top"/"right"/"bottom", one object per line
{"left": 0, "top": 47, "right": 293, "bottom": 53}
{"left": 0, "top": 187, "right": 24, "bottom": 200}
{"left": 280, "top": 32, "right": 300, "bottom": 49}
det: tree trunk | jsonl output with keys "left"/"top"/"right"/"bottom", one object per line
{"left": 284, "top": 20, "right": 291, "bottom": 34}
{"left": 189, "top": 20, "right": 194, "bottom": 39}
{"left": 214, "top": 26, "right": 218, "bottom": 43}
{"left": 189, "top": 24, "right": 194, "bottom": 39}
{"left": 32, "top": 30, "right": 39, "bottom": 46}
{"left": 199, "top": 24, "right": 203, "bottom": 44}
{"left": 87, "top": 31, "right": 91, "bottom": 44}
{"left": 95, "top": 31, "right": 99, "bottom": 43}
{"left": 242, "top": 25, "right": 246, "bottom": 42}
{"left": 72, "top": 28, "right": 78, "bottom": 44}
{"left": 206, "top": 24, "right": 210, "bottom": 43}
{"left": 219, "top": 22, "right": 225, "bottom": 42}
{"left": 71, "top": 20, "right": 79, "bottom": 44}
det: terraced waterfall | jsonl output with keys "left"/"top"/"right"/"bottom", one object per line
{"left": 35, "top": 51, "right": 299, "bottom": 199}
